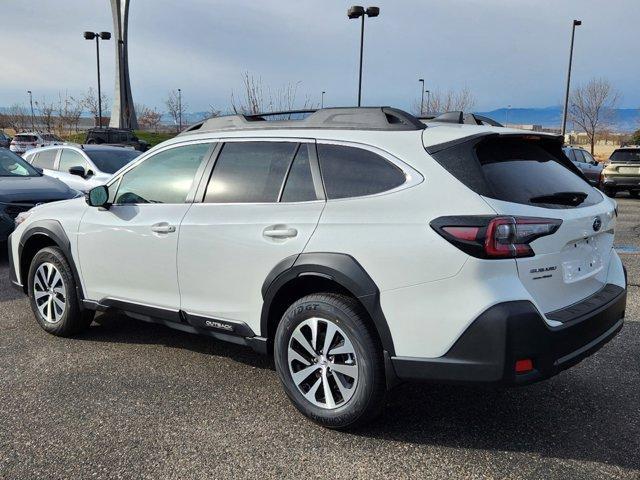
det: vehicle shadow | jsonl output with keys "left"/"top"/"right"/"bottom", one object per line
{"left": 75, "top": 311, "right": 275, "bottom": 372}
{"left": 354, "top": 322, "right": 640, "bottom": 471}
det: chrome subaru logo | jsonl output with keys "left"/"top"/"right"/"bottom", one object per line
{"left": 592, "top": 217, "right": 602, "bottom": 232}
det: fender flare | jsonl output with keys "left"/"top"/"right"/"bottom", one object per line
{"left": 260, "top": 252, "right": 395, "bottom": 355}
{"left": 19, "top": 219, "right": 86, "bottom": 303}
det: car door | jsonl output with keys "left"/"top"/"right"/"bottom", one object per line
{"left": 77, "top": 141, "right": 215, "bottom": 311}
{"left": 177, "top": 139, "right": 325, "bottom": 334}
{"left": 56, "top": 148, "right": 93, "bottom": 191}
{"left": 29, "top": 148, "right": 59, "bottom": 179}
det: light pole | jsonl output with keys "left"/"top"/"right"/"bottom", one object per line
{"left": 425, "top": 90, "right": 430, "bottom": 113}
{"left": 348, "top": 6, "right": 380, "bottom": 107}
{"left": 321, "top": 91, "right": 326, "bottom": 108}
{"left": 418, "top": 79, "right": 425, "bottom": 115}
{"left": 561, "top": 19, "right": 581, "bottom": 137}
{"left": 27, "top": 91, "right": 35, "bottom": 130}
{"left": 506, "top": 104, "right": 511, "bottom": 127}
{"left": 84, "top": 31, "right": 111, "bottom": 128}
{"left": 178, "top": 88, "right": 182, "bottom": 130}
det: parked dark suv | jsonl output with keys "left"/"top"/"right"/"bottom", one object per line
{"left": 85, "top": 128, "right": 149, "bottom": 152}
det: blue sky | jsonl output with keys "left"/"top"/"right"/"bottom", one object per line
{"left": 1, "top": 0, "right": 638, "bottom": 113}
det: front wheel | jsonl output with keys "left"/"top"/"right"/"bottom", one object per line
{"left": 28, "top": 247, "right": 94, "bottom": 336}
{"left": 274, "top": 293, "right": 386, "bottom": 429}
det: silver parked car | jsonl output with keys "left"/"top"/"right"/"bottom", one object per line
{"left": 23, "top": 144, "right": 141, "bottom": 192}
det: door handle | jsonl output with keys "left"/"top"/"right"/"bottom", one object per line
{"left": 263, "top": 226, "right": 298, "bottom": 239}
{"left": 151, "top": 222, "right": 176, "bottom": 234}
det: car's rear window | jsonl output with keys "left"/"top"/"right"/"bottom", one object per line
{"left": 430, "top": 136, "right": 602, "bottom": 209}
{"left": 15, "top": 135, "right": 37, "bottom": 142}
{"left": 85, "top": 149, "right": 141, "bottom": 174}
{"left": 610, "top": 149, "right": 640, "bottom": 163}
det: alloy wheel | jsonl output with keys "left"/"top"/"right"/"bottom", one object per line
{"left": 287, "top": 317, "right": 359, "bottom": 409}
{"left": 33, "top": 262, "right": 67, "bottom": 324}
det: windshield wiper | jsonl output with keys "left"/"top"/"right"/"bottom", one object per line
{"left": 529, "top": 191, "right": 588, "bottom": 206}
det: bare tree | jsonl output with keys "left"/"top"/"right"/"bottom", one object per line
{"left": 230, "top": 72, "right": 315, "bottom": 118}
{"left": 165, "top": 90, "right": 187, "bottom": 132}
{"left": 81, "top": 87, "right": 110, "bottom": 127}
{"left": 412, "top": 86, "right": 476, "bottom": 116}
{"left": 4, "top": 104, "right": 30, "bottom": 132}
{"left": 137, "top": 104, "right": 163, "bottom": 132}
{"left": 35, "top": 98, "right": 56, "bottom": 132}
{"left": 569, "top": 78, "right": 620, "bottom": 155}
{"left": 56, "top": 92, "right": 83, "bottom": 134}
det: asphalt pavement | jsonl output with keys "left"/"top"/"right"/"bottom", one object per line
{"left": 1, "top": 198, "right": 639, "bottom": 479}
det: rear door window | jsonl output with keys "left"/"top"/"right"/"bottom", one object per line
{"left": 31, "top": 149, "right": 58, "bottom": 169}
{"left": 281, "top": 144, "right": 317, "bottom": 202}
{"left": 476, "top": 138, "right": 601, "bottom": 209}
{"left": 316, "top": 144, "right": 406, "bottom": 199}
{"left": 59, "top": 149, "right": 90, "bottom": 173}
{"left": 204, "top": 141, "right": 297, "bottom": 203}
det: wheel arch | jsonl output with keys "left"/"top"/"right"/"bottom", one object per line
{"left": 18, "top": 220, "right": 85, "bottom": 305}
{"left": 260, "top": 253, "right": 395, "bottom": 355}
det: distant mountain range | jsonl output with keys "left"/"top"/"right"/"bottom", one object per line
{"left": 477, "top": 106, "right": 639, "bottom": 133}
{"left": 3, "top": 105, "right": 638, "bottom": 132}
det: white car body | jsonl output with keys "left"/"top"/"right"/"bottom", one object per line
{"left": 8, "top": 108, "right": 626, "bottom": 412}
{"left": 9, "top": 132, "right": 63, "bottom": 154}
{"left": 23, "top": 145, "right": 139, "bottom": 192}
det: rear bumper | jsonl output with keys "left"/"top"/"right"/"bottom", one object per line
{"left": 391, "top": 283, "right": 626, "bottom": 386}
{"left": 602, "top": 177, "right": 640, "bottom": 189}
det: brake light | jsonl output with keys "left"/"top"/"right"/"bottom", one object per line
{"left": 431, "top": 216, "right": 562, "bottom": 259}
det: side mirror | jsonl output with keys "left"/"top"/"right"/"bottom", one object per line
{"left": 69, "top": 166, "right": 86, "bottom": 178}
{"left": 591, "top": 160, "right": 599, "bottom": 166}
{"left": 34, "top": 166, "right": 43, "bottom": 174}
{"left": 86, "top": 185, "right": 109, "bottom": 208}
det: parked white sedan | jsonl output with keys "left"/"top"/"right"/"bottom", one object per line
{"left": 23, "top": 145, "right": 141, "bottom": 192}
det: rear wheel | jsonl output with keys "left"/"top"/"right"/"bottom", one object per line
{"left": 274, "top": 293, "right": 386, "bottom": 429}
{"left": 603, "top": 186, "right": 616, "bottom": 198}
{"left": 28, "top": 247, "right": 94, "bottom": 336}
{"left": 629, "top": 190, "right": 640, "bottom": 198}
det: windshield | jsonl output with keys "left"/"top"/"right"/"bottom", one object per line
{"left": 85, "top": 149, "right": 140, "bottom": 174}
{"left": 610, "top": 149, "right": 640, "bottom": 164}
{"left": 0, "top": 149, "right": 40, "bottom": 177}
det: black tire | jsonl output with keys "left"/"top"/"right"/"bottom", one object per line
{"left": 629, "top": 190, "right": 640, "bottom": 198}
{"left": 603, "top": 187, "right": 616, "bottom": 198}
{"left": 27, "top": 247, "right": 94, "bottom": 337}
{"left": 274, "top": 293, "right": 386, "bottom": 429}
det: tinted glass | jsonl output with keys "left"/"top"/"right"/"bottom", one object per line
{"left": 31, "top": 149, "right": 57, "bottom": 169}
{"left": 15, "top": 134, "right": 37, "bottom": 142}
{"left": 610, "top": 149, "right": 640, "bottom": 163}
{"left": 281, "top": 145, "right": 317, "bottom": 202}
{"left": 583, "top": 151, "right": 596, "bottom": 164}
{"left": 574, "top": 150, "right": 586, "bottom": 163}
{"left": 115, "top": 143, "right": 210, "bottom": 204}
{"left": 86, "top": 149, "right": 140, "bottom": 174}
{"left": 317, "top": 144, "right": 406, "bottom": 199}
{"left": 476, "top": 138, "right": 601, "bottom": 209}
{"left": 59, "top": 149, "right": 90, "bottom": 173}
{"left": 563, "top": 148, "right": 576, "bottom": 162}
{"left": 0, "top": 149, "right": 39, "bottom": 177}
{"left": 205, "top": 142, "right": 297, "bottom": 203}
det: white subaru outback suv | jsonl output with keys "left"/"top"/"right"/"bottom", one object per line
{"left": 8, "top": 107, "right": 626, "bottom": 429}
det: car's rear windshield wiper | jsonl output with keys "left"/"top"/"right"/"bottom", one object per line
{"left": 529, "top": 191, "right": 588, "bottom": 206}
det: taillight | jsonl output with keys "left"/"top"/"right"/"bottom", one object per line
{"left": 431, "top": 216, "right": 562, "bottom": 259}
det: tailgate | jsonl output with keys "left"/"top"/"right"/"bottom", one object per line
{"left": 483, "top": 196, "right": 616, "bottom": 314}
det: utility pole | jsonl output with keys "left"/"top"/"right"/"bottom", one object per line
{"left": 418, "top": 79, "right": 425, "bottom": 115}
{"left": 178, "top": 88, "right": 183, "bottom": 131}
{"left": 561, "top": 20, "right": 582, "bottom": 137}
{"left": 348, "top": 6, "right": 380, "bottom": 107}
{"left": 27, "top": 91, "right": 35, "bottom": 130}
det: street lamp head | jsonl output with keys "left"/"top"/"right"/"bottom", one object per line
{"left": 418, "top": 78, "right": 424, "bottom": 83}
{"left": 83, "top": 31, "right": 96, "bottom": 40}
{"left": 365, "top": 6, "right": 380, "bottom": 17}
{"left": 99, "top": 31, "right": 112, "bottom": 40}
{"left": 573, "top": 19, "right": 582, "bottom": 26}
{"left": 348, "top": 6, "right": 365, "bottom": 19}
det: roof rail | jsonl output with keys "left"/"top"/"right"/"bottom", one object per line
{"left": 419, "top": 112, "right": 504, "bottom": 128}
{"left": 178, "top": 107, "right": 426, "bottom": 135}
